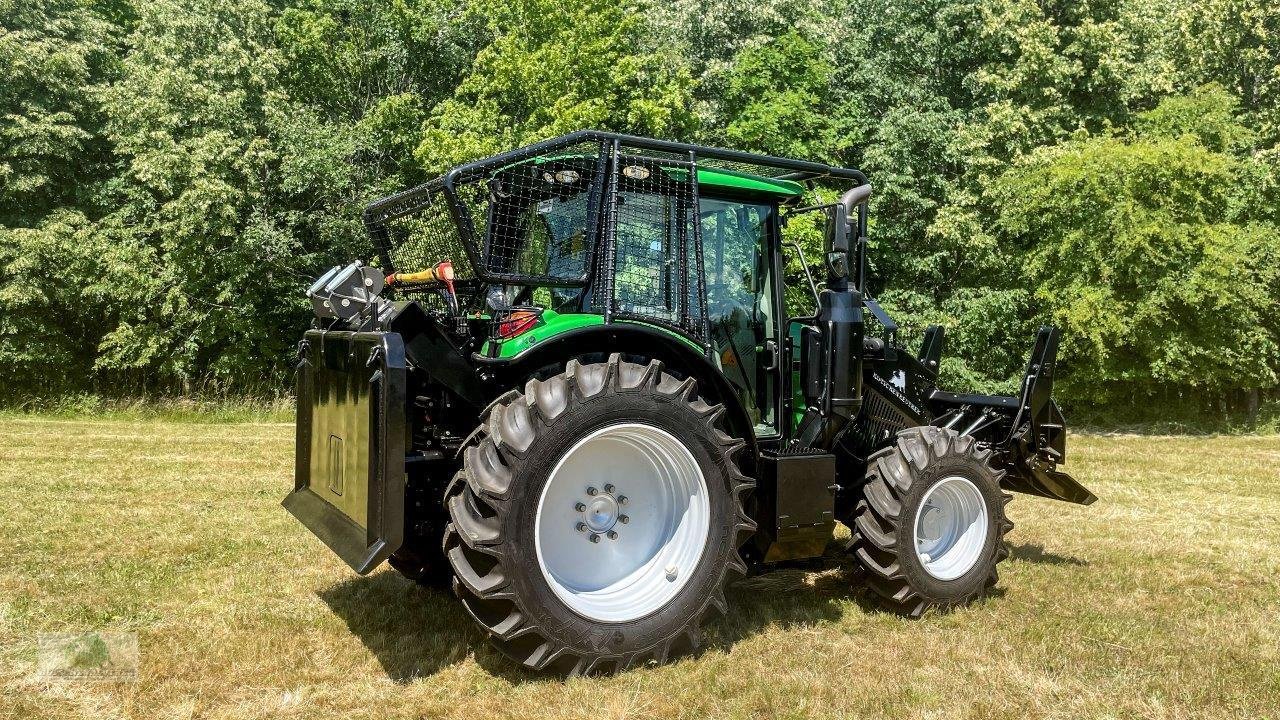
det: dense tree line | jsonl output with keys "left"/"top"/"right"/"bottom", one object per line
{"left": 2, "top": 0, "right": 1277, "bottom": 416}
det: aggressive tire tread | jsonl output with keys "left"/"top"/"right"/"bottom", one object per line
{"left": 443, "top": 353, "right": 755, "bottom": 675}
{"left": 851, "top": 426, "right": 1013, "bottom": 616}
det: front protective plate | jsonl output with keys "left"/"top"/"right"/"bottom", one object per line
{"left": 283, "top": 329, "right": 407, "bottom": 574}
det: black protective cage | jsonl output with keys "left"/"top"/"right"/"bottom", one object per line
{"left": 362, "top": 130, "right": 866, "bottom": 346}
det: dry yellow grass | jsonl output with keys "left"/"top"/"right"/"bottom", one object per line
{"left": 1, "top": 416, "right": 1277, "bottom": 719}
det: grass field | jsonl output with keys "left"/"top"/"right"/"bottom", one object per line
{"left": 1, "top": 417, "right": 1277, "bottom": 719}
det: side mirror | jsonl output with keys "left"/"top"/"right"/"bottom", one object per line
{"left": 824, "top": 204, "right": 850, "bottom": 279}
{"left": 824, "top": 204, "right": 850, "bottom": 254}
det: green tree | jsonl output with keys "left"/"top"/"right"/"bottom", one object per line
{"left": 0, "top": 0, "right": 126, "bottom": 393}
{"left": 274, "top": 0, "right": 482, "bottom": 196}
{"left": 993, "top": 90, "right": 1280, "bottom": 404}
{"left": 416, "top": 0, "right": 696, "bottom": 173}
{"left": 270, "top": 0, "right": 485, "bottom": 297}
{"left": 0, "top": 0, "right": 120, "bottom": 224}
{"left": 92, "top": 0, "right": 290, "bottom": 389}
{"left": 719, "top": 31, "right": 836, "bottom": 160}
{"left": 1127, "top": 0, "right": 1280, "bottom": 144}
{"left": 647, "top": 0, "right": 841, "bottom": 133}
{"left": 0, "top": 0, "right": 1276, "bottom": 411}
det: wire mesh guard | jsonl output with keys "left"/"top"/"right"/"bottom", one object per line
{"left": 369, "top": 184, "right": 471, "bottom": 278}
{"left": 363, "top": 135, "right": 754, "bottom": 345}
{"left": 602, "top": 151, "right": 706, "bottom": 339}
{"left": 368, "top": 141, "right": 606, "bottom": 291}
{"left": 455, "top": 143, "right": 604, "bottom": 287}
{"left": 363, "top": 185, "right": 475, "bottom": 313}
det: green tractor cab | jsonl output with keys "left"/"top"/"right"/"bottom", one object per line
{"left": 284, "top": 131, "right": 1093, "bottom": 675}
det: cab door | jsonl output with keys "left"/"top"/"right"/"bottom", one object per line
{"left": 699, "top": 197, "right": 783, "bottom": 437}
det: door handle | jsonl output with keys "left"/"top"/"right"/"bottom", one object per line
{"left": 761, "top": 339, "right": 780, "bottom": 372}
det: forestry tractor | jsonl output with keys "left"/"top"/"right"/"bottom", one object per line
{"left": 284, "top": 131, "right": 1095, "bottom": 675}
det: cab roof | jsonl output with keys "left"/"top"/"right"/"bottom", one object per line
{"left": 445, "top": 129, "right": 865, "bottom": 188}
{"left": 368, "top": 130, "right": 866, "bottom": 227}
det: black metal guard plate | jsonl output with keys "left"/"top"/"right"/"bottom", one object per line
{"left": 755, "top": 451, "right": 837, "bottom": 562}
{"left": 283, "top": 329, "right": 407, "bottom": 574}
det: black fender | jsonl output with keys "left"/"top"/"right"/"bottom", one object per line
{"left": 474, "top": 324, "right": 759, "bottom": 474}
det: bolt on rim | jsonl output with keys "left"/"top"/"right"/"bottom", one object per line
{"left": 913, "top": 475, "right": 988, "bottom": 581}
{"left": 535, "top": 423, "right": 709, "bottom": 622}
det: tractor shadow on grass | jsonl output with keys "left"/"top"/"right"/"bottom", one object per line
{"left": 318, "top": 550, "right": 1024, "bottom": 682}
{"left": 317, "top": 559, "right": 883, "bottom": 683}
{"left": 319, "top": 571, "right": 567, "bottom": 685}
{"left": 707, "top": 554, "right": 885, "bottom": 650}
{"left": 1008, "top": 542, "right": 1088, "bottom": 566}
{"left": 318, "top": 570, "right": 483, "bottom": 682}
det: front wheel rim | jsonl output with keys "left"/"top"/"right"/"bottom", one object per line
{"left": 535, "top": 423, "right": 710, "bottom": 622}
{"left": 913, "top": 476, "right": 989, "bottom": 581}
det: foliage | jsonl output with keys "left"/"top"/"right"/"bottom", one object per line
{"left": 415, "top": 0, "right": 696, "bottom": 173}
{"left": 0, "top": 0, "right": 120, "bottom": 225}
{"left": 719, "top": 32, "right": 836, "bottom": 160}
{"left": 993, "top": 88, "right": 1280, "bottom": 403}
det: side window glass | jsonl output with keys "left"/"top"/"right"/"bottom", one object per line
{"left": 701, "top": 199, "right": 778, "bottom": 433}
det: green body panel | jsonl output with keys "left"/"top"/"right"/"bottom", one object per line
{"left": 483, "top": 311, "right": 604, "bottom": 358}
{"left": 482, "top": 310, "right": 704, "bottom": 359}
{"left": 660, "top": 166, "right": 805, "bottom": 197}
{"left": 696, "top": 167, "right": 805, "bottom": 197}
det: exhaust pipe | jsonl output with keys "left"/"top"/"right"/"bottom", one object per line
{"left": 795, "top": 183, "right": 872, "bottom": 449}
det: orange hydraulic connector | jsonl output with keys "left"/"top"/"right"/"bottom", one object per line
{"left": 386, "top": 260, "right": 455, "bottom": 289}
{"left": 386, "top": 260, "right": 459, "bottom": 315}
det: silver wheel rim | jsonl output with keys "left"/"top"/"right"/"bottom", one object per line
{"left": 535, "top": 423, "right": 710, "bottom": 622}
{"left": 913, "top": 476, "right": 988, "bottom": 581}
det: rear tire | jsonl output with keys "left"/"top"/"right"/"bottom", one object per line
{"left": 443, "top": 354, "right": 754, "bottom": 674}
{"left": 850, "top": 426, "right": 1012, "bottom": 616}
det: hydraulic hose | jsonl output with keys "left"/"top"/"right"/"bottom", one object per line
{"left": 385, "top": 260, "right": 459, "bottom": 316}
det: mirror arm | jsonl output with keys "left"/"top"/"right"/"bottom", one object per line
{"left": 787, "top": 240, "right": 821, "bottom": 309}
{"left": 856, "top": 203, "right": 868, "bottom": 292}
{"left": 839, "top": 183, "right": 872, "bottom": 219}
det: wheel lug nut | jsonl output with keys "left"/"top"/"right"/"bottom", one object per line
{"left": 586, "top": 486, "right": 597, "bottom": 496}
{"left": 618, "top": 514, "right": 629, "bottom": 524}
{"left": 574, "top": 502, "right": 586, "bottom": 512}
{"left": 617, "top": 495, "right": 628, "bottom": 506}
{"left": 576, "top": 522, "right": 587, "bottom": 533}
{"left": 603, "top": 483, "right": 615, "bottom": 494}
{"left": 607, "top": 530, "right": 618, "bottom": 540}
{"left": 589, "top": 533, "right": 600, "bottom": 543}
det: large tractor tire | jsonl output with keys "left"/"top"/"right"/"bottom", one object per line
{"left": 443, "top": 354, "right": 755, "bottom": 674}
{"left": 851, "top": 426, "right": 1012, "bottom": 616}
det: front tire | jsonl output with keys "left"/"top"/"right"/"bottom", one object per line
{"left": 444, "top": 354, "right": 754, "bottom": 674}
{"left": 850, "top": 426, "right": 1012, "bottom": 616}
